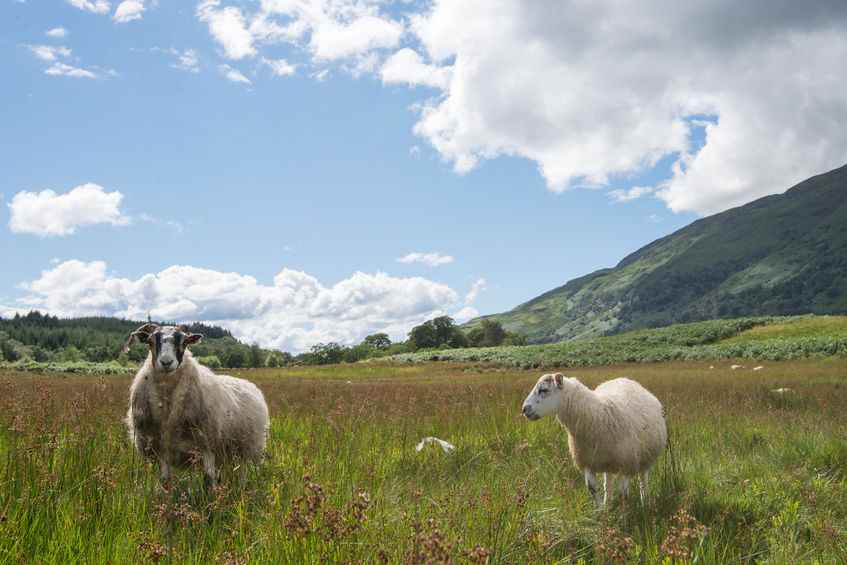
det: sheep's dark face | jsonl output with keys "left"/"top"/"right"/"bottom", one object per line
{"left": 521, "top": 373, "right": 565, "bottom": 421}
{"left": 126, "top": 324, "right": 202, "bottom": 373}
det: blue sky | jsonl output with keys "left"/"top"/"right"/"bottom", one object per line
{"left": 2, "top": 0, "right": 845, "bottom": 351}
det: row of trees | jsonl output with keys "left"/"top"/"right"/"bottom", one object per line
{"left": 294, "top": 316, "right": 526, "bottom": 366}
{"left": 1, "top": 311, "right": 527, "bottom": 368}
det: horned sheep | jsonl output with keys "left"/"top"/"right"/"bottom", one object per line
{"left": 521, "top": 373, "right": 667, "bottom": 507}
{"left": 123, "top": 323, "right": 269, "bottom": 487}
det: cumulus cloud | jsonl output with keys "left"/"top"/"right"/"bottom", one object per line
{"left": 14, "top": 260, "right": 468, "bottom": 352}
{"left": 113, "top": 0, "right": 144, "bottom": 23}
{"left": 46, "top": 27, "right": 68, "bottom": 39}
{"left": 609, "top": 186, "right": 654, "bottom": 203}
{"left": 28, "top": 45, "right": 72, "bottom": 62}
{"left": 169, "top": 48, "right": 200, "bottom": 73}
{"left": 27, "top": 44, "right": 101, "bottom": 78}
{"left": 397, "top": 252, "right": 454, "bottom": 267}
{"left": 8, "top": 183, "right": 130, "bottom": 237}
{"left": 197, "top": 0, "right": 257, "bottom": 60}
{"left": 196, "top": 0, "right": 403, "bottom": 69}
{"left": 219, "top": 64, "right": 251, "bottom": 84}
{"left": 263, "top": 57, "right": 296, "bottom": 77}
{"left": 381, "top": 48, "right": 450, "bottom": 89}
{"left": 66, "top": 0, "right": 110, "bottom": 14}
{"left": 387, "top": 0, "right": 847, "bottom": 215}
{"left": 44, "top": 62, "right": 98, "bottom": 79}
{"left": 464, "top": 278, "right": 486, "bottom": 305}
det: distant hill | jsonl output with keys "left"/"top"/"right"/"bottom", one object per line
{"left": 471, "top": 164, "right": 847, "bottom": 343}
{"left": 0, "top": 311, "right": 277, "bottom": 368}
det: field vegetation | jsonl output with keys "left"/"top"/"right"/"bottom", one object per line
{"left": 391, "top": 316, "right": 847, "bottom": 368}
{"left": 1, "top": 360, "right": 846, "bottom": 563}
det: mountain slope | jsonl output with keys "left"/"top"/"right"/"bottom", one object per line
{"left": 473, "top": 164, "right": 847, "bottom": 343}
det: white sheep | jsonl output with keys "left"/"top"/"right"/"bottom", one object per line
{"left": 521, "top": 373, "right": 667, "bottom": 507}
{"left": 124, "top": 323, "right": 269, "bottom": 487}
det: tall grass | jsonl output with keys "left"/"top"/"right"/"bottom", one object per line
{"left": 1, "top": 360, "right": 846, "bottom": 563}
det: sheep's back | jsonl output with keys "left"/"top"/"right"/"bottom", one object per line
{"left": 593, "top": 378, "right": 667, "bottom": 474}
{"left": 199, "top": 371, "right": 270, "bottom": 460}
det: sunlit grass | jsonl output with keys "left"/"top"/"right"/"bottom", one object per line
{"left": 1, "top": 360, "right": 846, "bottom": 563}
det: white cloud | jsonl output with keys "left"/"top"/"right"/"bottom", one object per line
{"left": 15, "top": 260, "right": 466, "bottom": 352}
{"left": 219, "top": 64, "right": 251, "bottom": 84}
{"left": 197, "top": 0, "right": 256, "bottom": 60}
{"left": 28, "top": 45, "right": 72, "bottom": 62}
{"left": 8, "top": 183, "right": 130, "bottom": 237}
{"left": 169, "top": 48, "right": 200, "bottom": 73}
{"left": 44, "top": 62, "right": 98, "bottom": 79}
{"left": 388, "top": 0, "right": 847, "bottom": 215}
{"left": 262, "top": 57, "right": 295, "bottom": 77}
{"left": 609, "top": 186, "right": 654, "bottom": 203}
{"left": 113, "top": 0, "right": 144, "bottom": 23}
{"left": 46, "top": 27, "right": 68, "bottom": 39}
{"left": 464, "top": 277, "right": 486, "bottom": 304}
{"left": 66, "top": 0, "right": 110, "bottom": 14}
{"left": 397, "top": 252, "right": 454, "bottom": 267}
{"left": 196, "top": 0, "right": 403, "bottom": 72}
{"left": 381, "top": 48, "right": 450, "bottom": 89}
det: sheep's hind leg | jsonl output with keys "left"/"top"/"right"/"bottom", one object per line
{"left": 639, "top": 470, "right": 650, "bottom": 504}
{"left": 584, "top": 469, "right": 601, "bottom": 508}
{"left": 202, "top": 451, "right": 218, "bottom": 490}
{"left": 158, "top": 457, "right": 172, "bottom": 486}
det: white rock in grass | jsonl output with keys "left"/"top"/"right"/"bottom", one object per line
{"left": 753, "top": 366, "right": 764, "bottom": 371}
{"left": 771, "top": 387, "right": 794, "bottom": 394}
{"left": 416, "top": 436, "right": 455, "bottom": 453}
{"left": 730, "top": 364, "right": 745, "bottom": 370}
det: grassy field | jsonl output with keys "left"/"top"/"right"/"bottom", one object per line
{"left": 1, "top": 360, "right": 847, "bottom": 563}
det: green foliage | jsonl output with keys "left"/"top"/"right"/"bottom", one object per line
{"left": 408, "top": 316, "right": 467, "bottom": 351}
{"left": 363, "top": 333, "right": 391, "bottom": 350}
{"left": 196, "top": 355, "right": 223, "bottom": 369}
{"left": 0, "top": 311, "right": 279, "bottom": 369}
{"left": 392, "top": 315, "right": 847, "bottom": 368}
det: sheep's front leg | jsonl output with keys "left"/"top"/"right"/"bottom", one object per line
{"left": 584, "top": 469, "right": 601, "bottom": 507}
{"left": 617, "top": 476, "right": 630, "bottom": 499}
{"left": 603, "top": 473, "right": 616, "bottom": 507}
{"left": 202, "top": 451, "right": 217, "bottom": 489}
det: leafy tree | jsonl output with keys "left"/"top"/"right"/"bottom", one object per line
{"left": 249, "top": 344, "right": 264, "bottom": 368}
{"left": 363, "top": 333, "right": 391, "bottom": 350}
{"left": 306, "top": 341, "right": 344, "bottom": 365}
{"left": 408, "top": 323, "right": 438, "bottom": 351}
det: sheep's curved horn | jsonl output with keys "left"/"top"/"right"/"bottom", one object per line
{"left": 122, "top": 323, "right": 159, "bottom": 354}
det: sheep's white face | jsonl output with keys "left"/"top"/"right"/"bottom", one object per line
{"left": 127, "top": 324, "right": 202, "bottom": 373}
{"left": 521, "top": 373, "right": 565, "bottom": 421}
{"left": 151, "top": 327, "right": 194, "bottom": 372}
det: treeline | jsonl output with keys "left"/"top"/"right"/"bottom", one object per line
{"left": 0, "top": 311, "right": 526, "bottom": 369}
{"left": 0, "top": 311, "right": 273, "bottom": 369}
{"left": 293, "top": 316, "right": 526, "bottom": 365}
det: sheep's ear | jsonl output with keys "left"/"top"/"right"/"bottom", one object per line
{"left": 554, "top": 373, "right": 565, "bottom": 388}
{"left": 184, "top": 333, "right": 203, "bottom": 347}
{"left": 122, "top": 323, "right": 159, "bottom": 354}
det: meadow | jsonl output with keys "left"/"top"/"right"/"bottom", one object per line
{"left": 1, "top": 359, "right": 847, "bottom": 563}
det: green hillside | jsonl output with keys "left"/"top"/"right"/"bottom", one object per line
{"left": 393, "top": 314, "right": 847, "bottom": 368}
{"left": 472, "top": 164, "right": 847, "bottom": 343}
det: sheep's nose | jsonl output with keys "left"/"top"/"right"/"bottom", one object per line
{"left": 160, "top": 359, "right": 173, "bottom": 369}
{"left": 521, "top": 405, "right": 532, "bottom": 417}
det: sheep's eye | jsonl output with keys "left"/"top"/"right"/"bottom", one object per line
{"left": 538, "top": 387, "right": 549, "bottom": 395}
